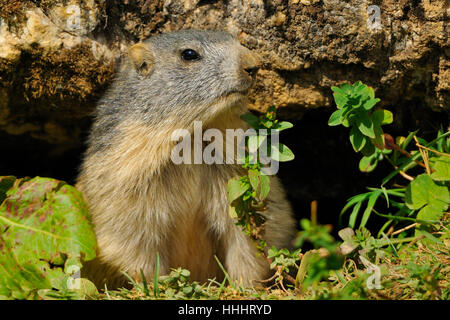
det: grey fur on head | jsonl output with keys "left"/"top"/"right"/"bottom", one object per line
{"left": 88, "top": 30, "right": 258, "bottom": 155}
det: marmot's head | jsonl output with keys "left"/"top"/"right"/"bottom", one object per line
{"left": 124, "top": 30, "right": 260, "bottom": 125}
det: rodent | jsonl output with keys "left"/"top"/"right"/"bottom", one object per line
{"left": 76, "top": 29, "right": 296, "bottom": 288}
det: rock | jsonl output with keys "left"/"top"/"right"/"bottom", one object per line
{"left": 0, "top": 0, "right": 447, "bottom": 148}
{"left": 0, "top": 1, "right": 114, "bottom": 149}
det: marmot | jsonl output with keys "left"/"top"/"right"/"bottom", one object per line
{"left": 77, "top": 30, "right": 296, "bottom": 288}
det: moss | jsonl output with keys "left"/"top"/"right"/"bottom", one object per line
{"left": 23, "top": 42, "right": 115, "bottom": 101}
{"left": 0, "top": 0, "right": 30, "bottom": 19}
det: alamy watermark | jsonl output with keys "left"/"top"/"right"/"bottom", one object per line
{"left": 367, "top": 5, "right": 382, "bottom": 30}
{"left": 360, "top": 255, "right": 382, "bottom": 290}
{"left": 170, "top": 121, "right": 280, "bottom": 175}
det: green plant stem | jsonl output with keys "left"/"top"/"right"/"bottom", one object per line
{"left": 214, "top": 255, "right": 235, "bottom": 289}
{"left": 373, "top": 209, "right": 448, "bottom": 225}
{"left": 376, "top": 236, "right": 420, "bottom": 247}
{"left": 153, "top": 253, "right": 160, "bottom": 297}
{"left": 382, "top": 131, "right": 450, "bottom": 186}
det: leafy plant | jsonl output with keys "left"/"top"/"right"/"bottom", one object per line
{"left": 328, "top": 81, "right": 393, "bottom": 173}
{"left": 295, "top": 218, "right": 336, "bottom": 250}
{"left": 115, "top": 266, "right": 210, "bottom": 300}
{"left": 329, "top": 81, "right": 449, "bottom": 238}
{"left": 156, "top": 268, "right": 207, "bottom": 299}
{"left": 226, "top": 106, "right": 299, "bottom": 288}
{"left": 0, "top": 176, "right": 97, "bottom": 300}
{"left": 294, "top": 217, "right": 344, "bottom": 291}
{"left": 227, "top": 106, "right": 294, "bottom": 251}
{"left": 267, "top": 246, "right": 301, "bottom": 283}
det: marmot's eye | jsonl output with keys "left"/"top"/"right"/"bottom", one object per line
{"left": 181, "top": 49, "right": 200, "bottom": 61}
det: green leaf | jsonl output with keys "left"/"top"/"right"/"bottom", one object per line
{"left": 372, "top": 109, "right": 393, "bottom": 125}
{"left": 382, "top": 132, "right": 450, "bottom": 186}
{"left": 358, "top": 85, "right": 375, "bottom": 101}
{"left": 261, "top": 118, "right": 274, "bottom": 129}
{"left": 228, "top": 206, "right": 238, "bottom": 219}
{"left": 360, "top": 190, "right": 382, "bottom": 228}
{"left": 366, "top": 86, "right": 375, "bottom": 99}
{"left": 340, "top": 105, "right": 354, "bottom": 127}
{"left": 240, "top": 113, "right": 260, "bottom": 128}
{"left": 273, "top": 121, "right": 293, "bottom": 131}
{"left": 356, "top": 112, "right": 375, "bottom": 138}
{"left": 248, "top": 169, "right": 260, "bottom": 191}
{"left": 180, "top": 269, "right": 190, "bottom": 278}
{"left": 349, "top": 126, "right": 367, "bottom": 152}
{"left": 405, "top": 174, "right": 449, "bottom": 221}
{"left": 331, "top": 86, "right": 345, "bottom": 95}
{"left": 227, "top": 178, "right": 250, "bottom": 203}
{"left": 430, "top": 157, "right": 450, "bottom": 181}
{"left": 257, "top": 174, "right": 271, "bottom": 200}
{"left": 333, "top": 92, "right": 348, "bottom": 109}
{"left": 338, "top": 228, "right": 358, "bottom": 254}
{"left": 349, "top": 201, "right": 363, "bottom": 229}
{"left": 0, "top": 177, "right": 97, "bottom": 300}
{"left": 328, "top": 109, "right": 344, "bottom": 126}
{"left": 416, "top": 229, "right": 444, "bottom": 245}
{"left": 359, "top": 154, "right": 378, "bottom": 172}
{"left": 362, "top": 98, "right": 380, "bottom": 110}
{"left": 340, "top": 83, "right": 352, "bottom": 94}
{"left": 69, "top": 278, "right": 99, "bottom": 300}
{"left": 370, "top": 123, "right": 385, "bottom": 150}
{"left": 270, "top": 143, "right": 295, "bottom": 162}
{"left": 247, "top": 135, "right": 265, "bottom": 153}
{"left": 351, "top": 81, "right": 365, "bottom": 95}
{"left": 401, "top": 131, "right": 419, "bottom": 150}
{"left": 340, "top": 193, "right": 371, "bottom": 216}
{"left": 360, "top": 141, "right": 376, "bottom": 157}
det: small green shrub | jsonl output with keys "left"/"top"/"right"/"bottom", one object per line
{"left": 227, "top": 106, "right": 294, "bottom": 252}
{"left": 329, "top": 81, "right": 449, "bottom": 238}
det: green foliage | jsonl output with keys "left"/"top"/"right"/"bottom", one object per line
{"left": 330, "top": 81, "right": 449, "bottom": 242}
{"left": 0, "top": 176, "right": 97, "bottom": 300}
{"left": 404, "top": 259, "right": 444, "bottom": 299}
{"left": 294, "top": 219, "right": 344, "bottom": 290}
{"left": 225, "top": 89, "right": 448, "bottom": 300}
{"left": 430, "top": 157, "right": 450, "bottom": 181}
{"left": 328, "top": 81, "right": 393, "bottom": 172}
{"left": 227, "top": 106, "right": 294, "bottom": 251}
{"left": 299, "top": 250, "right": 343, "bottom": 289}
{"left": 267, "top": 247, "right": 301, "bottom": 276}
{"left": 239, "top": 106, "right": 295, "bottom": 163}
{"left": 405, "top": 174, "right": 449, "bottom": 221}
{"left": 295, "top": 219, "right": 335, "bottom": 250}
{"left": 156, "top": 268, "right": 207, "bottom": 299}
{"left": 112, "top": 267, "right": 208, "bottom": 300}
{"left": 319, "top": 81, "right": 450, "bottom": 300}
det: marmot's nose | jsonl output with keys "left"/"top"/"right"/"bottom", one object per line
{"left": 240, "top": 46, "right": 261, "bottom": 79}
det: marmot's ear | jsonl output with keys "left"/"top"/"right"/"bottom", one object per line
{"left": 128, "top": 43, "right": 154, "bottom": 76}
